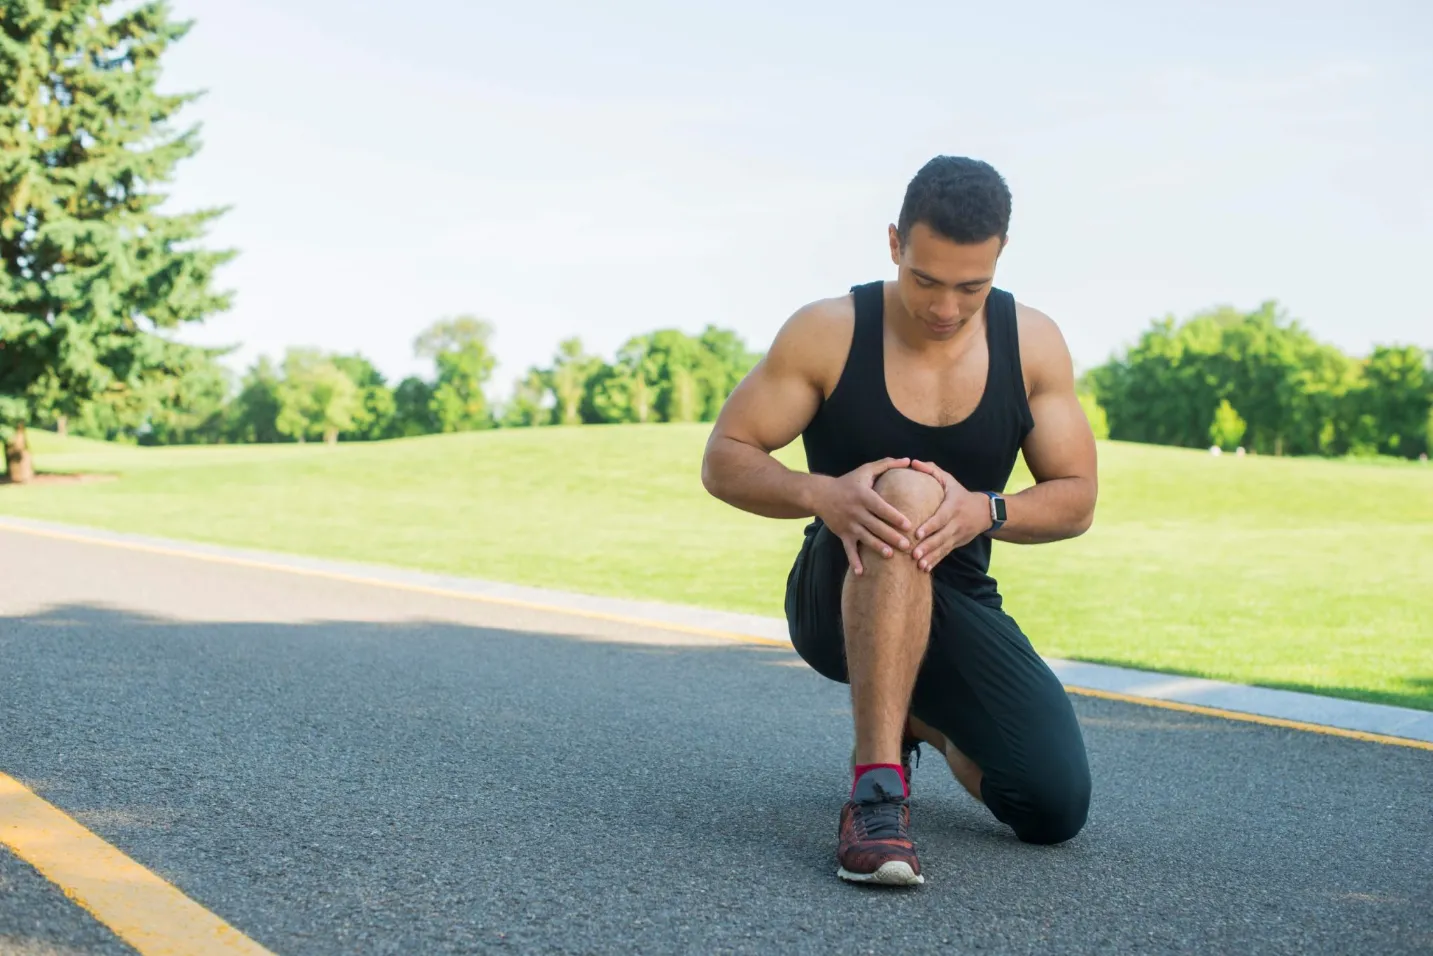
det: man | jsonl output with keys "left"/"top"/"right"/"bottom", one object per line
{"left": 700, "top": 156, "right": 1098, "bottom": 886}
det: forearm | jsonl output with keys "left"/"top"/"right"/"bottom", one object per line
{"left": 701, "top": 435, "right": 830, "bottom": 519}
{"left": 989, "top": 476, "right": 1096, "bottom": 544}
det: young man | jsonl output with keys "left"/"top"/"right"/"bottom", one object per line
{"left": 700, "top": 156, "right": 1098, "bottom": 886}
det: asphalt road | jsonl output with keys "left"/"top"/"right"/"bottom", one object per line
{"left": 1, "top": 527, "right": 1430, "bottom": 955}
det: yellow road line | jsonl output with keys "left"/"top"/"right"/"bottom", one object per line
{"left": 0, "top": 772, "right": 275, "bottom": 955}
{"left": 3, "top": 521, "right": 1430, "bottom": 754}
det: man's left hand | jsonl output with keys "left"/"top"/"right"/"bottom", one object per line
{"left": 907, "top": 460, "right": 993, "bottom": 573}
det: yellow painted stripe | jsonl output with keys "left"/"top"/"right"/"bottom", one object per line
{"left": 0, "top": 772, "right": 275, "bottom": 955}
{"left": 3, "top": 521, "right": 1430, "bottom": 754}
{"left": 1064, "top": 686, "right": 1433, "bottom": 752}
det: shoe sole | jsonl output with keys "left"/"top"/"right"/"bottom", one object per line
{"left": 837, "top": 861, "right": 925, "bottom": 886}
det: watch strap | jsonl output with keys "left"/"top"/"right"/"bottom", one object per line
{"left": 983, "top": 491, "right": 1006, "bottom": 532}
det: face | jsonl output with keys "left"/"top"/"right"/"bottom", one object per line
{"left": 887, "top": 222, "right": 1005, "bottom": 340}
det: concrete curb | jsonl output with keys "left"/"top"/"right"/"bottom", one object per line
{"left": 2, "top": 514, "right": 1430, "bottom": 747}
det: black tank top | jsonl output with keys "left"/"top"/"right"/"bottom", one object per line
{"left": 800, "top": 280, "right": 1034, "bottom": 601}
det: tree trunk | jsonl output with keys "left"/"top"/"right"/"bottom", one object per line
{"left": 4, "top": 423, "right": 35, "bottom": 484}
{"left": 56, "top": 415, "right": 68, "bottom": 437}
{"left": 323, "top": 428, "right": 338, "bottom": 446}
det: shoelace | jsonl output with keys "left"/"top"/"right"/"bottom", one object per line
{"left": 854, "top": 798, "right": 907, "bottom": 840}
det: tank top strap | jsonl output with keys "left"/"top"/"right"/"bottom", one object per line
{"left": 984, "top": 288, "right": 1034, "bottom": 431}
{"left": 847, "top": 280, "right": 887, "bottom": 379}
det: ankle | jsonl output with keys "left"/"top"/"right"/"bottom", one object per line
{"left": 853, "top": 762, "right": 909, "bottom": 798}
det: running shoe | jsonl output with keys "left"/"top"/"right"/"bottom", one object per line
{"left": 837, "top": 766, "right": 923, "bottom": 885}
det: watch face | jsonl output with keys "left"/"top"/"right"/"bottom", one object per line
{"left": 993, "top": 497, "right": 1007, "bottom": 521}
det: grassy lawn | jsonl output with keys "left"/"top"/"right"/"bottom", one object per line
{"left": 5, "top": 425, "right": 1432, "bottom": 711}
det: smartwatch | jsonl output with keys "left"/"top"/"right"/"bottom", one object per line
{"left": 982, "top": 492, "right": 1006, "bottom": 533}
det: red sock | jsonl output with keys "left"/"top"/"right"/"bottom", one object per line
{"left": 853, "top": 762, "right": 908, "bottom": 798}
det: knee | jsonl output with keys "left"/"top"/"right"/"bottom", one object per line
{"left": 1000, "top": 764, "right": 1092, "bottom": 846}
{"left": 873, "top": 468, "right": 943, "bottom": 522}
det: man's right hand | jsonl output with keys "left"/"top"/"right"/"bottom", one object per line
{"left": 813, "top": 458, "right": 916, "bottom": 575}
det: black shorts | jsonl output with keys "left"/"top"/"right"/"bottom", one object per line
{"left": 784, "top": 519, "right": 1091, "bottom": 845}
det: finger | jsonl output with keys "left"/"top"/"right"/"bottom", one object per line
{"left": 860, "top": 514, "right": 911, "bottom": 553}
{"left": 855, "top": 523, "right": 899, "bottom": 559}
{"left": 908, "top": 459, "right": 948, "bottom": 484}
{"left": 915, "top": 495, "right": 961, "bottom": 541}
{"left": 841, "top": 535, "right": 864, "bottom": 576}
{"left": 921, "top": 524, "right": 981, "bottom": 572}
{"left": 908, "top": 458, "right": 939, "bottom": 476}
{"left": 861, "top": 488, "right": 914, "bottom": 533}
{"left": 864, "top": 456, "right": 912, "bottom": 480}
{"left": 913, "top": 525, "right": 956, "bottom": 571}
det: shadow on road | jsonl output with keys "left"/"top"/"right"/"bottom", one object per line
{"left": 2, "top": 602, "right": 1431, "bottom": 955}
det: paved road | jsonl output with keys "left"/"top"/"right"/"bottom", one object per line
{"left": 1, "top": 528, "right": 1430, "bottom": 955}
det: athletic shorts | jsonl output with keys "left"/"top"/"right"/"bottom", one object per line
{"left": 784, "top": 519, "right": 1092, "bottom": 845}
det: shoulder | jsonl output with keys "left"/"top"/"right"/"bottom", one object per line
{"left": 1013, "top": 300, "right": 1075, "bottom": 395}
{"left": 763, "top": 292, "right": 857, "bottom": 395}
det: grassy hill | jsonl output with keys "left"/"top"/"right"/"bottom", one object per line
{"left": 5, "top": 425, "right": 1432, "bottom": 710}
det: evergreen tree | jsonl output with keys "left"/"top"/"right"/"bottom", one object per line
{"left": 1, "top": 0, "right": 233, "bottom": 480}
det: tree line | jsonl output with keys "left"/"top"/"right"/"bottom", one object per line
{"left": 47, "top": 301, "right": 1430, "bottom": 464}
{"left": 37, "top": 316, "right": 763, "bottom": 446}
{"left": 1082, "top": 301, "right": 1432, "bottom": 460}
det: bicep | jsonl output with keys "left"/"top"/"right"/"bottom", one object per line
{"left": 1019, "top": 312, "right": 1098, "bottom": 485}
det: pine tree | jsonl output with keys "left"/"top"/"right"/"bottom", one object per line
{"left": 1, "top": 0, "right": 233, "bottom": 481}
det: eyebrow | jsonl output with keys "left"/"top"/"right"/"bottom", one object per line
{"left": 912, "top": 269, "right": 992, "bottom": 289}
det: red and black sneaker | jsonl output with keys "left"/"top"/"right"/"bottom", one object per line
{"left": 837, "top": 766, "right": 923, "bottom": 886}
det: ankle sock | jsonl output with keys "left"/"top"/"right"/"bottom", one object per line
{"left": 853, "top": 763, "right": 908, "bottom": 798}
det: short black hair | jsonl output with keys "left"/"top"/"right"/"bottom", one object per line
{"left": 896, "top": 156, "right": 1012, "bottom": 246}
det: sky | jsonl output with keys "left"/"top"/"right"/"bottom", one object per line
{"left": 151, "top": 0, "right": 1433, "bottom": 399}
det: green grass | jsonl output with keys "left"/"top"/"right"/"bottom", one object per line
{"left": 6, "top": 425, "right": 1433, "bottom": 711}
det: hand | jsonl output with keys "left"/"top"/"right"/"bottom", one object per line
{"left": 907, "top": 460, "right": 993, "bottom": 573}
{"left": 813, "top": 458, "right": 916, "bottom": 575}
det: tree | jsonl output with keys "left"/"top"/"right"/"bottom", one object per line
{"left": 390, "top": 376, "right": 436, "bottom": 437}
{"left": 586, "top": 334, "right": 661, "bottom": 424}
{"left": 1, "top": 1, "right": 233, "bottom": 480}
{"left": 544, "top": 337, "right": 600, "bottom": 425}
{"left": 501, "top": 366, "right": 549, "bottom": 428}
{"left": 274, "top": 348, "right": 361, "bottom": 445}
{"left": 331, "top": 352, "right": 395, "bottom": 441}
{"left": 1209, "top": 399, "right": 1247, "bottom": 451}
{"left": 226, "top": 355, "right": 282, "bottom": 443}
{"left": 136, "top": 342, "right": 233, "bottom": 444}
{"left": 1356, "top": 345, "right": 1430, "bottom": 458}
{"left": 415, "top": 316, "right": 496, "bottom": 432}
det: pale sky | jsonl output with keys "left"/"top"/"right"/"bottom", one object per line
{"left": 154, "top": 0, "right": 1432, "bottom": 400}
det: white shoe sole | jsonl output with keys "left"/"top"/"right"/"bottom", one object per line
{"left": 837, "top": 861, "right": 925, "bottom": 886}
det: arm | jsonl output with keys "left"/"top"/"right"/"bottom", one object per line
{"left": 703, "top": 297, "right": 931, "bottom": 573}
{"left": 700, "top": 301, "right": 840, "bottom": 519}
{"left": 989, "top": 306, "right": 1098, "bottom": 544}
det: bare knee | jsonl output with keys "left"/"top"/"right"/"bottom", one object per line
{"left": 873, "top": 468, "right": 943, "bottom": 525}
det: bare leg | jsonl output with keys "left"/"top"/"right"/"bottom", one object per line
{"left": 907, "top": 715, "right": 984, "bottom": 802}
{"left": 842, "top": 469, "right": 943, "bottom": 768}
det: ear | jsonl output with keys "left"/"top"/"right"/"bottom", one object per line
{"left": 888, "top": 224, "right": 901, "bottom": 265}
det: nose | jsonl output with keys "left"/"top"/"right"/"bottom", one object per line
{"left": 930, "top": 294, "right": 960, "bottom": 322}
